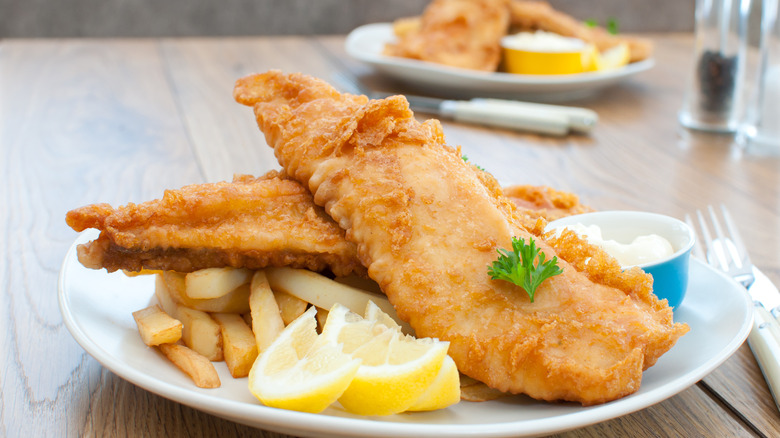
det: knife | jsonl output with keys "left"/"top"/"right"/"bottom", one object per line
{"left": 745, "top": 267, "right": 780, "bottom": 412}
{"left": 331, "top": 73, "right": 597, "bottom": 136}
{"left": 413, "top": 95, "right": 598, "bottom": 136}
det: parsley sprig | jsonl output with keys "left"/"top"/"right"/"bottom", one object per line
{"left": 487, "top": 237, "right": 563, "bottom": 303}
{"left": 584, "top": 17, "right": 619, "bottom": 35}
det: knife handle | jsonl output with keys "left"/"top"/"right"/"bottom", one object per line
{"left": 471, "top": 98, "right": 599, "bottom": 134}
{"left": 440, "top": 100, "right": 570, "bottom": 136}
{"left": 747, "top": 304, "right": 780, "bottom": 412}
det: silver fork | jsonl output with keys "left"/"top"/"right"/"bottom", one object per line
{"left": 687, "top": 205, "right": 755, "bottom": 288}
{"left": 687, "top": 205, "right": 780, "bottom": 413}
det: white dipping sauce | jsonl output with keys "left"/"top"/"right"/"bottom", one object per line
{"left": 554, "top": 223, "right": 675, "bottom": 267}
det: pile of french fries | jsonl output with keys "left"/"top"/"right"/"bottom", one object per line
{"left": 131, "top": 266, "right": 505, "bottom": 403}
{"left": 131, "top": 266, "right": 407, "bottom": 389}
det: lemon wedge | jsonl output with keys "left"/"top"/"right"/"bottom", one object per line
{"left": 596, "top": 42, "right": 630, "bottom": 71}
{"left": 247, "top": 306, "right": 361, "bottom": 413}
{"left": 407, "top": 354, "right": 461, "bottom": 411}
{"left": 581, "top": 44, "right": 599, "bottom": 72}
{"left": 322, "top": 303, "right": 453, "bottom": 416}
{"left": 501, "top": 31, "right": 591, "bottom": 75}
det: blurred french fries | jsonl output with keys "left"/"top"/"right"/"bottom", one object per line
{"left": 185, "top": 267, "right": 252, "bottom": 299}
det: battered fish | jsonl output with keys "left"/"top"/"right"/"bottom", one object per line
{"left": 504, "top": 184, "right": 594, "bottom": 223}
{"left": 65, "top": 172, "right": 366, "bottom": 277}
{"left": 66, "top": 169, "right": 588, "bottom": 275}
{"left": 234, "top": 71, "right": 687, "bottom": 405}
{"left": 384, "top": 0, "right": 510, "bottom": 71}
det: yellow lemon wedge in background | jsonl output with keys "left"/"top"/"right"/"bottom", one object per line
{"left": 322, "top": 303, "right": 454, "bottom": 416}
{"left": 502, "top": 31, "right": 592, "bottom": 75}
{"left": 247, "top": 306, "right": 361, "bottom": 413}
{"left": 581, "top": 44, "right": 599, "bottom": 72}
{"left": 596, "top": 42, "right": 630, "bottom": 71}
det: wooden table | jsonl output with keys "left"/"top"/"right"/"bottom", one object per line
{"left": 2, "top": 34, "right": 778, "bottom": 438}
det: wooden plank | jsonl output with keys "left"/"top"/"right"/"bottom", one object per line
{"left": 702, "top": 346, "right": 780, "bottom": 438}
{"left": 160, "top": 37, "right": 345, "bottom": 182}
{"left": 554, "top": 384, "right": 755, "bottom": 437}
{"left": 0, "top": 38, "right": 201, "bottom": 437}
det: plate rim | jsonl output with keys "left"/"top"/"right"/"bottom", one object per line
{"left": 58, "top": 231, "right": 752, "bottom": 438}
{"left": 344, "top": 23, "right": 655, "bottom": 88}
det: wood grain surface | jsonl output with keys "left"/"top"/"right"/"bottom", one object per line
{"left": 1, "top": 34, "right": 779, "bottom": 438}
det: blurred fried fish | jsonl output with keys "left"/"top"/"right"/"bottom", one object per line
{"left": 384, "top": 0, "right": 511, "bottom": 71}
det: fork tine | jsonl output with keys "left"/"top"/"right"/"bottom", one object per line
{"left": 707, "top": 205, "right": 733, "bottom": 270}
{"left": 685, "top": 214, "right": 706, "bottom": 260}
{"left": 720, "top": 204, "right": 750, "bottom": 269}
{"left": 696, "top": 208, "right": 725, "bottom": 271}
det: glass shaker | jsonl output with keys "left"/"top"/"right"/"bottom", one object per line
{"left": 679, "top": 0, "right": 752, "bottom": 132}
{"left": 739, "top": 0, "right": 780, "bottom": 154}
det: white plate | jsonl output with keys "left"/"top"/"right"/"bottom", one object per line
{"left": 345, "top": 23, "right": 655, "bottom": 101}
{"left": 59, "top": 230, "right": 752, "bottom": 438}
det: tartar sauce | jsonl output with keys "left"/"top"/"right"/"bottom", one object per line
{"left": 501, "top": 30, "right": 585, "bottom": 53}
{"left": 554, "top": 224, "right": 675, "bottom": 267}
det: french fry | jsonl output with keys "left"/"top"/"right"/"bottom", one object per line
{"left": 273, "top": 289, "right": 308, "bottom": 326}
{"left": 178, "top": 307, "right": 223, "bottom": 361}
{"left": 249, "top": 271, "right": 285, "bottom": 353}
{"left": 185, "top": 267, "right": 252, "bottom": 299}
{"left": 211, "top": 313, "right": 258, "bottom": 378}
{"left": 158, "top": 343, "right": 221, "bottom": 388}
{"left": 265, "top": 267, "right": 412, "bottom": 334}
{"left": 163, "top": 271, "right": 250, "bottom": 314}
{"left": 459, "top": 381, "right": 507, "bottom": 402}
{"left": 155, "top": 274, "right": 224, "bottom": 360}
{"left": 334, "top": 274, "right": 383, "bottom": 295}
{"left": 154, "top": 274, "right": 180, "bottom": 319}
{"left": 315, "top": 307, "right": 329, "bottom": 332}
{"left": 132, "top": 305, "right": 183, "bottom": 346}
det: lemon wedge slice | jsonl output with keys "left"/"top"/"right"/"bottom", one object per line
{"left": 322, "top": 303, "right": 452, "bottom": 416}
{"left": 581, "top": 44, "right": 599, "bottom": 72}
{"left": 247, "top": 306, "right": 361, "bottom": 413}
{"left": 407, "top": 354, "right": 461, "bottom": 411}
{"left": 596, "top": 43, "right": 630, "bottom": 71}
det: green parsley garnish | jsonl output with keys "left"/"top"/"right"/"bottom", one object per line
{"left": 584, "top": 18, "right": 619, "bottom": 35}
{"left": 487, "top": 237, "right": 563, "bottom": 303}
{"left": 606, "top": 18, "right": 619, "bottom": 35}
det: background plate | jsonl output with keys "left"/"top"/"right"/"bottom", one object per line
{"left": 345, "top": 23, "right": 654, "bottom": 101}
{"left": 59, "top": 230, "right": 751, "bottom": 438}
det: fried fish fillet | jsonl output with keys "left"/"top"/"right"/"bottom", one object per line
{"left": 503, "top": 184, "right": 594, "bottom": 223}
{"left": 65, "top": 172, "right": 366, "bottom": 277}
{"left": 384, "top": 0, "right": 510, "bottom": 71}
{"left": 234, "top": 71, "right": 687, "bottom": 405}
{"left": 66, "top": 167, "right": 590, "bottom": 276}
